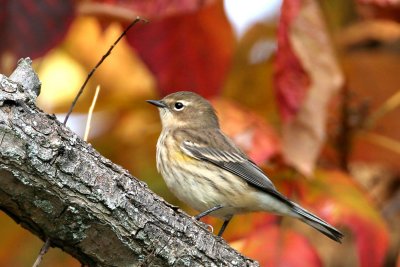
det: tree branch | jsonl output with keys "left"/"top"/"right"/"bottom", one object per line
{"left": 0, "top": 58, "right": 258, "bottom": 267}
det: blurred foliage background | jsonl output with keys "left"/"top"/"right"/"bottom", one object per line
{"left": 1, "top": 0, "right": 400, "bottom": 266}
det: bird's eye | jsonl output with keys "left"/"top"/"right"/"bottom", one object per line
{"left": 174, "top": 102, "right": 185, "bottom": 111}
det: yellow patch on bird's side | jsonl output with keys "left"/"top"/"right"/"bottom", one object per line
{"left": 170, "top": 148, "right": 196, "bottom": 163}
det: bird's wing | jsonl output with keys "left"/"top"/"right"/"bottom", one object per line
{"left": 181, "top": 139, "right": 343, "bottom": 242}
{"left": 181, "top": 140, "right": 278, "bottom": 192}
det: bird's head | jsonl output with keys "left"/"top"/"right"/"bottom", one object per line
{"left": 147, "top": 91, "right": 219, "bottom": 129}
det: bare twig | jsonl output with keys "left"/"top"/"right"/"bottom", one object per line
{"left": 337, "top": 20, "right": 400, "bottom": 48}
{"left": 337, "top": 86, "right": 352, "bottom": 171}
{"left": 365, "top": 90, "right": 400, "bottom": 129}
{"left": 32, "top": 238, "right": 51, "bottom": 267}
{"left": 63, "top": 17, "right": 146, "bottom": 125}
{"left": 84, "top": 85, "right": 101, "bottom": 141}
{"left": 336, "top": 85, "right": 370, "bottom": 171}
{"left": 363, "top": 132, "right": 400, "bottom": 156}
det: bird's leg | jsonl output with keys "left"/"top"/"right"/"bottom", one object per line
{"left": 217, "top": 218, "right": 232, "bottom": 237}
{"left": 194, "top": 204, "right": 223, "bottom": 220}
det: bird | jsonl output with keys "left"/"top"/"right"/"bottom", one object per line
{"left": 147, "top": 91, "right": 343, "bottom": 242}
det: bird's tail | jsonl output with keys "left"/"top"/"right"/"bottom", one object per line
{"left": 291, "top": 203, "right": 344, "bottom": 243}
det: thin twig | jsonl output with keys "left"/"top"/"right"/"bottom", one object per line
{"left": 336, "top": 85, "right": 370, "bottom": 171}
{"left": 84, "top": 85, "right": 101, "bottom": 141}
{"left": 63, "top": 17, "right": 146, "bottom": 125}
{"left": 365, "top": 89, "right": 400, "bottom": 129}
{"left": 337, "top": 85, "right": 352, "bottom": 171}
{"left": 362, "top": 132, "right": 400, "bottom": 155}
{"left": 32, "top": 238, "right": 51, "bottom": 267}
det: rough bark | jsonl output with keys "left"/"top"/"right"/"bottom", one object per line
{"left": 0, "top": 58, "right": 259, "bottom": 267}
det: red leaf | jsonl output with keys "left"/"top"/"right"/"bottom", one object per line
{"left": 274, "top": 0, "right": 343, "bottom": 175}
{"left": 0, "top": 0, "right": 75, "bottom": 59}
{"left": 356, "top": 0, "right": 400, "bottom": 22}
{"left": 357, "top": 0, "right": 400, "bottom": 6}
{"left": 291, "top": 170, "right": 390, "bottom": 267}
{"left": 343, "top": 214, "right": 389, "bottom": 267}
{"left": 231, "top": 224, "right": 322, "bottom": 267}
{"left": 92, "top": 0, "right": 215, "bottom": 19}
{"left": 274, "top": 0, "right": 309, "bottom": 122}
{"left": 126, "top": 1, "right": 234, "bottom": 97}
{"left": 211, "top": 98, "right": 281, "bottom": 164}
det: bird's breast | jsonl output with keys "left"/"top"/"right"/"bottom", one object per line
{"left": 155, "top": 130, "right": 274, "bottom": 220}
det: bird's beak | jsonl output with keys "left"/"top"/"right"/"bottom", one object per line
{"left": 146, "top": 100, "right": 167, "bottom": 108}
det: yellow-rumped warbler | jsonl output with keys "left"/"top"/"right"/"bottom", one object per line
{"left": 147, "top": 91, "right": 343, "bottom": 242}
